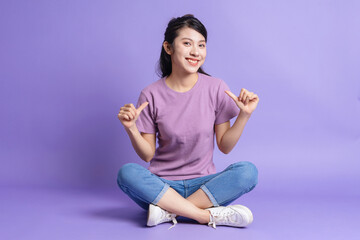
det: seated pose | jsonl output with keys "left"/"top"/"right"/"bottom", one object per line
{"left": 117, "top": 14, "right": 259, "bottom": 229}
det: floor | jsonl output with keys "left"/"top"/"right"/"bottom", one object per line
{"left": 1, "top": 187, "right": 359, "bottom": 240}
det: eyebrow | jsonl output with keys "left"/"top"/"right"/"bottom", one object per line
{"left": 181, "top": 37, "right": 206, "bottom": 42}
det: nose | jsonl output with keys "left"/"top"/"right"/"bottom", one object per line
{"left": 190, "top": 45, "right": 199, "bottom": 56}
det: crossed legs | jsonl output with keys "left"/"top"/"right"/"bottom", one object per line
{"left": 118, "top": 162, "right": 258, "bottom": 225}
{"left": 156, "top": 187, "right": 212, "bottom": 224}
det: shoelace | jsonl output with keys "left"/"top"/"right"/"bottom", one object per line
{"left": 208, "top": 208, "right": 235, "bottom": 229}
{"left": 166, "top": 213, "right": 178, "bottom": 230}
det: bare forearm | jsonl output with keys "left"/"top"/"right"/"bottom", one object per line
{"left": 219, "top": 112, "right": 251, "bottom": 154}
{"left": 125, "top": 125, "right": 154, "bottom": 162}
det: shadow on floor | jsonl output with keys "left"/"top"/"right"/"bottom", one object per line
{"left": 85, "top": 205, "right": 199, "bottom": 227}
{"left": 85, "top": 207, "right": 148, "bottom": 227}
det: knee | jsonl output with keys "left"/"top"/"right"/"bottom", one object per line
{"left": 231, "top": 161, "right": 258, "bottom": 188}
{"left": 117, "top": 163, "right": 142, "bottom": 187}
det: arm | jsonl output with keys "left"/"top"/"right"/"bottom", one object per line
{"left": 118, "top": 102, "right": 156, "bottom": 162}
{"left": 125, "top": 126, "right": 156, "bottom": 162}
{"left": 215, "top": 112, "right": 251, "bottom": 154}
{"left": 215, "top": 88, "right": 259, "bottom": 154}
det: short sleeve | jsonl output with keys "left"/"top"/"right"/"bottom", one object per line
{"left": 135, "top": 91, "right": 157, "bottom": 134}
{"left": 215, "top": 80, "right": 240, "bottom": 125}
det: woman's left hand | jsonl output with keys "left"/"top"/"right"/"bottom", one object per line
{"left": 225, "top": 89, "right": 259, "bottom": 117}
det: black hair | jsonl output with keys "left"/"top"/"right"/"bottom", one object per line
{"left": 156, "top": 14, "right": 210, "bottom": 78}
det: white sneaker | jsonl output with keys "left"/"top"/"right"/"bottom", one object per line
{"left": 206, "top": 205, "right": 253, "bottom": 228}
{"left": 147, "top": 204, "right": 178, "bottom": 229}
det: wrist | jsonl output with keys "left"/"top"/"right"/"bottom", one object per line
{"left": 125, "top": 124, "right": 138, "bottom": 134}
{"left": 238, "top": 111, "right": 252, "bottom": 119}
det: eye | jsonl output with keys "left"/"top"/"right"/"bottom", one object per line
{"left": 184, "top": 42, "right": 191, "bottom": 46}
{"left": 199, "top": 44, "right": 206, "bottom": 48}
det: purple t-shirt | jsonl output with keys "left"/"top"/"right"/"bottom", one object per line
{"left": 135, "top": 73, "right": 240, "bottom": 180}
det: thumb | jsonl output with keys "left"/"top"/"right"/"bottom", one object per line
{"left": 137, "top": 102, "right": 149, "bottom": 113}
{"left": 225, "top": 90, "right": 239, "bottom": 102}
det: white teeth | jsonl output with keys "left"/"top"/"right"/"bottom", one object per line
{"left": 187, "top": 59, "right": 198, "bottom": 63}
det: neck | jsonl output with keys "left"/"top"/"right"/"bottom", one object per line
{"left": 166, "top": 70, "right": 199, "bottom": 92}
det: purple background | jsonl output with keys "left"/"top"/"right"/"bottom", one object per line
{"left": 1, "top": 0, "right": 359, "bottom": 239}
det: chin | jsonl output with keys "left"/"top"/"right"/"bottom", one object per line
{"left": 187, "top": 65, "right": 202, "bottom": 73}
{"left": 185, "top": 69, "right": 200, "bottom": 75}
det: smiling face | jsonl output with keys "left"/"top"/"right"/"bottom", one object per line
{"left": 163, "top": 27, "right": 207, "bottom": 76}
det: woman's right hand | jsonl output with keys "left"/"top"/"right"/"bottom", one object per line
{"left": 117, "top": 102, "right": 149, "bottom": 129}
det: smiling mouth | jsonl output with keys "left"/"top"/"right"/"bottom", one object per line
{"left": 186, "top": 58, "right": 199, "bottom": 65}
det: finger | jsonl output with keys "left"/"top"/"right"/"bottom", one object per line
{"left": 121, "top": 107, "right": 135, "bottom": 115}
{"left": 124, "top": 111, "right": 133, "bottom": 120}
{"left": 225, "top": 90, "right": 239, "bottom": 102}
{"left": 137, "top": 102, "right": 149, "bottom": 113}
{"left": 245, "top": 95, "right": 250, "bottom": 105}
{"left": 237, "top": 98, "right": 245, "bottom": 109}
{"left": 241, "top": 93, "right": 246, "bottom": 104}
{"left": 242, "top": 89, "right": 250, "bottom": 102}
{"left": 120, "top": 109, "right": 131, "bottom": 116}
{"left": 118, "top": 113, "right": 129, "bottom": 121}
{"left": 124, "top": 104, "right": 133, "bottom": 107}
{"left": 120, "top": 106, "right": 132, "bottom": 112}
{"left": 119, "top": 110, "right": 126, "bottom": 116}
{"left": 127, "top": 107, "right": 136, "bottom": 118}
{"left": 249, "top": 93, "right": 256, "bottom": 103}
{"left": 249, "top": 94, "right": 259, "bottom": 101}
{"left": 125, "top": 112, "right": 133, "bottom": 120}
{"left": 253, "top": 94, "right": 259, "bottom": 100}
{"left": 121, "top": 112, "right": 132, "bottom": 121}
{"left": 130, "top": 104, "right": 137, "bottom": 112}
{"left": 240, "top": 88, "right": 246, "bottom": 101}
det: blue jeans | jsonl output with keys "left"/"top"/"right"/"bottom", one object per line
{"left": 117, "top": 161, "right": 258, "bottom": 211}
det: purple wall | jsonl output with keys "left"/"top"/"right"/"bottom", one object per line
{"left": 1, "top": 0, "right": 359, "bottom": 196}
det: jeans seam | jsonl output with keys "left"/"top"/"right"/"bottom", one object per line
{"left": 184, "top": 180, "right": 188, "bottom": 198}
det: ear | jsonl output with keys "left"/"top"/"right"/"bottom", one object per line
{"left": 163, "top": 41, "right": 172, "bottom": 55}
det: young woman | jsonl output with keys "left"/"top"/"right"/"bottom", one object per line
{"left": 117, "top": 14, "right": 259, "bottom": 229}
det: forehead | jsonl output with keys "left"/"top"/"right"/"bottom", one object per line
{"left": 176, "top": 27, "right": 205, "bottom": 42}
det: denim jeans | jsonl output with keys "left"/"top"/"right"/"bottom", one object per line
{"left": 117, "top": 161, "right": 258, "bottom": 211}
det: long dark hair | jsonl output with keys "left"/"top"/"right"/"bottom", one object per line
{"left": 156, "top": 14, "right": 210, "bottom": 78}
